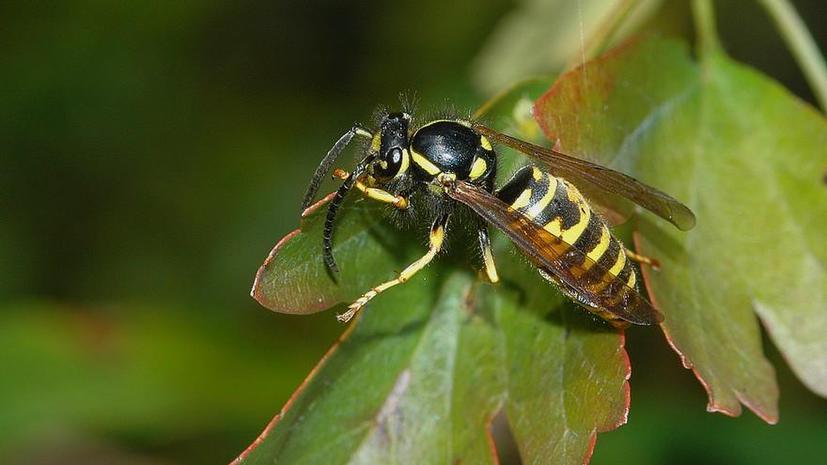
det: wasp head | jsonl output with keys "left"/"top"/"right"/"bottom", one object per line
{"left": 369, "top": 112, "right": 411, "bottom": 182}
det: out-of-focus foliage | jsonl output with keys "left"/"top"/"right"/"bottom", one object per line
{"left": 0, "top": 1, "right": 507, "bottom": 462}
{"left": 1, "top": 0, "right": 827, "bottom": 464}
{"left": 472, "top": 0, "right": 665, "bottom": 93}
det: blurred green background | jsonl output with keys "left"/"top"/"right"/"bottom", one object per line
{"left": 1, "top": 1, "right": 825, "bottom": 464}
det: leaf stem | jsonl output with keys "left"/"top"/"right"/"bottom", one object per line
{"left": 565, "top": 0, "right": 637, "bottom": 69}
{"left": 756, "top": 0, "right": 827, "bottom": 110}
{"left": 691, "top": 0, "right": 722, "bottom": 60}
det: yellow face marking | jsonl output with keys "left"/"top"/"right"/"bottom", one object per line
{"left": 480, "top": 136, "right": 493, "bottom": 151}
{"left": 370, "top": 133, "right": 381, "bottom": 153}
{"left": 586, "top": 226, "right": 611, "bottom": 262}
{"left": 526, "top": 175, "right": 558, "bottom": 219}
{"left": 608, "top": 248, "right": 627, "bottom": 277}
{"left": 469, "top": 157, "right": 487, "bottom": 180}
{"left": 411, "top": 150, "right": 442, "bottom": 175}
{"left": 544, "top": 217, "right": 563, "bottom": 236}
{"left": 626, "top": 272, "right": 637, "bottom": 289}
{"left": 394, "top": 148, "right": 410, "bottom": 179}
{"left": 511, "top": 189, "right": 532, "bottom": 210}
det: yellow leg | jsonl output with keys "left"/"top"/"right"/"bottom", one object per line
{"left": 624, "top": 247, "right": 660, "bottom": 270}
{"left": 333, "top": 168, "right": 408, "bottom": 209}
{"left": 337, "top": 215, "right": 448, "bottom": 323}
{"left": 478, "top": 227, "right": 499, "bottom": 283}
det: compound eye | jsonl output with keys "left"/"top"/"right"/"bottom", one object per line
{"left": 375, "top": 147, "right": 404, "bottom": 180}
{"left": 388, "top": 147, "right": 403, "bottom": 166}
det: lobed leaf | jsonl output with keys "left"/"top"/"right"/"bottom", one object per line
{"left": 251, "top": 195, "right": 417, "bottom": 315}
{"left": 534, "top": 37, "right": 827, "bottom": 421}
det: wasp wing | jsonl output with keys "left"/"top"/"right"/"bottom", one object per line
{"left": 446, "top": 180, "right": 663, "bottom": 325}
{"left": 474, "top": 124, "right": 696, "bottom": 231}
{"left": 571, "top": 185, "right": 635, "bottom": 228}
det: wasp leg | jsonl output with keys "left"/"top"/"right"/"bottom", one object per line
{"left": 337, "top": 214, "right": 449, "bottom": 323}
{"left": 624, "top": 247, "right": 660, "bottom": 270}
{"left": 478, "top": 226, "right": 499, "bottom": 283}
{"left": 332, "top": 168, "right": 408, "bottom": 209}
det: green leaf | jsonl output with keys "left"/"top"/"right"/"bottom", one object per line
{"left": 251, "top": 196, "right": 412, "bottom": 315}
{"left": 242, "top": 80, "right": 633, "bottom": 465}
{"left": 534, "top": 37, "right": 827, "bottom": 422}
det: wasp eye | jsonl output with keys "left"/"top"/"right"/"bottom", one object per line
{"left": 374, "top": 147, "right": 405, "bottom": 180}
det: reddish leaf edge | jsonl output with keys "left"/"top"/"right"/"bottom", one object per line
{"left": 485, "top": 410, "right": 503, "bottom": 465}
{"left": 576, "top": 328, "right": 632, "bottom": 465}
{"left": 530, "top": 36, "right": 780, "bottom": 424}
{"left": 250, "top": 229, "right": 300, "bottom": 309}
{"left": 301, "top": 191, "right": 337, "bottom": 219}
{"left": 615, "top": 331, "right": 632, "bottom": 431}
{"left": 532, "top": 36, "right": 645, "bottom": 145}
{"left": 229, "top": 317, "right": 360, "bottom": 465}
{"left": 633, "top": 232, "right": 780, "bottom": 424}
{"left": 250, "top": 192, "right": 336, "bottom": 311}
{"left": 245, "top": 250, "right": 632, "bottom": 464}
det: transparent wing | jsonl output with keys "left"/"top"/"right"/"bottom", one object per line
{"left": 474, "top": 124, "right": 696, "bottom": 231}
{"left": 446, "top": 180, "right": 663, "bottom": 325}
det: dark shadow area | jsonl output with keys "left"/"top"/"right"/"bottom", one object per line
{"left": 491, "top": 409, "right": 523, "bottom": 465}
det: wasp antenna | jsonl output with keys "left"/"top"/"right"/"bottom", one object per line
{"left": 322, "top": 156, "right": 373, "bottom": 272}
{"left": 301, "top": 125, "right": 371, "bottom": 212}
{"left": 322, "top": 178, "right": 350, "bottom": 272}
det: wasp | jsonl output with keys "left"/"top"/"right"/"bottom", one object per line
{"left": 301, "top": 110, "right": 695, "bottom": 327}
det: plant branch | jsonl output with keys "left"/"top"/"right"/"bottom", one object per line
{"left": 565, "top": 0, "right": 637, "bottom": 70}
{"left": 691, "top": 0, "right": 722, "bottom": 60}
{"left": 757, "top": 0, "right": 827, "bottom": 110}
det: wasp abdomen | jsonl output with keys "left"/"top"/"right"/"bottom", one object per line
{"left": 496, "top": 165, "right": 638, "bottom": 292}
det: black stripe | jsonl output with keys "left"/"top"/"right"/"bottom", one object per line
{"left": 582, "top": 238, "right": 620, "bottom": 286}
{"left": 535, "top": 180, "right": 581, "bottom": 229}
{"left": 532, "top": 176, "right": 561, "bottom": 225}
{"left": 572, "top": 213, "right": 604, "bottom": 257}
{"left": 496, "top": 166, "right": 534, "bottom": 204}
{"left": 617, "top": 260, "right": 636, "bottom": 289}
{"left": 519, "top": 172, "right": 550, "bottom": 216}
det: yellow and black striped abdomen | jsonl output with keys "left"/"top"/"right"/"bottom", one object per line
{"left": 496, "top": 165, "right": 639, "bottom": 323}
